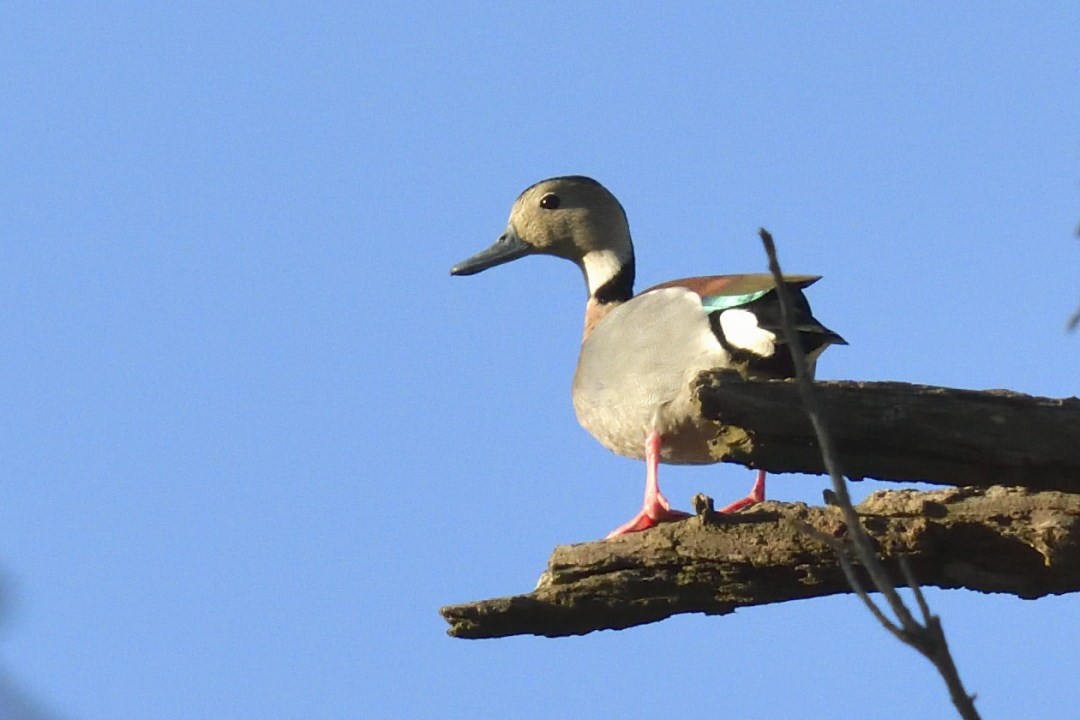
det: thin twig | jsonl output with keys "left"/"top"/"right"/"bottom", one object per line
{"left": 760, "top": 230, "right": 916, "bottom": 628}
{"left": 899, "top": 555, "right": 934, "bottom": 626}
{"left": 790, "top": 519, "right": 905, "bottom": 638}
{"left": 1071, "top": 225, "right": 1079, "bottom": 331}
{"left": 759, "top": 228, "right": 981, "bottom": 720}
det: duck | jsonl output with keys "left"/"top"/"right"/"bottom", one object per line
{"left": 451, "top": 176, "right": 846, "bottom": 538}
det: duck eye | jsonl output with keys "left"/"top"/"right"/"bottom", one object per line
{"left": 539, "top": 193, "right": 560, "bottom": 210}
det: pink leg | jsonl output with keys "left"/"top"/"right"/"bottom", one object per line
{"left": 606, "top": 431, "right": 691, "bottom": 538}
{"left": 716, "top": 469, "right": 766, "bottom": 513}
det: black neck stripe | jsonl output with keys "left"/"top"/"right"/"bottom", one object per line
{"left": 593, "top": 256, "right": 635, "bottom": 304}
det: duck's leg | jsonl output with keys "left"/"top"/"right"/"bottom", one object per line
{"left": 716, "top": 469, "right": 766, "bottom": 513}
{"left": 606, "top": 431, "right": 692, "bottom": 538}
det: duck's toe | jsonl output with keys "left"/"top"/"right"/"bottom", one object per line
{"left": 605, "top": 506, "right": 692, "bottom": 538}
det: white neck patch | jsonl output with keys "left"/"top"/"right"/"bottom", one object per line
{"left": 581, "top": 249, "right": 628, "bottom": 298}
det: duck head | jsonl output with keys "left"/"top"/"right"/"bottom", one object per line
{"left": 451, "top": 176, "right": 635, "bottom": 302}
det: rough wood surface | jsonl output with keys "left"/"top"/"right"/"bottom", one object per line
{"left": 440, "top": 487, "right": 1080, "bottom": 639}
{"left": 695, "top": 377, "right": 1080, "bottom": 492}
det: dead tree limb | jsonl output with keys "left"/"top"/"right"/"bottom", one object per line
{"left": 696, "top": 376, "right": 1080, "bottom": 492}
{"left": 441, "top": 486, "right": 1080, "bottom": 639}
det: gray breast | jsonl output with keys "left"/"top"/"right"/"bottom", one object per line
{"left": 571, "top": 288, "right": 730, "bottom": 463}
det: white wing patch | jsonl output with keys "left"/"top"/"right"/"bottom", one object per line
{"left": 718, "top": 308, "right": 776, "bottom": 357}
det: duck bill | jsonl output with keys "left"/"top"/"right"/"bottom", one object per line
{"left": 450, "top": 226, "right": 532, "bottom": 276}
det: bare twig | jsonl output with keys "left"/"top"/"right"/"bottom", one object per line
{"left": 791, "top": 519, "right": 905, "bottom": 638}
{"left": 1071, "top": 225, "right": 1079, "bottom": 331}
{"left": 759, "top": 228, "right": 981, "bottom": 720}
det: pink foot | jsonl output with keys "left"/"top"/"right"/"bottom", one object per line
{"left": 716, "top": 469, "right": 767, "bottom": 514}
{"left": 606, "top": 504, "right": 691, "bottom": 538}
{"left": 606, "top": 431, "right": 691, "bottom": 539}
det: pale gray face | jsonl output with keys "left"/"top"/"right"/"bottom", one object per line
{"left": 450, "top": 176, "right": 631, "bottom": 277}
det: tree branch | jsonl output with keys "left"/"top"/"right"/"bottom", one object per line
{"left": 441, "top": 486, "right": 1080, "bottom": 639}
{"left": 695, "top": 377, "right": 1080, "bottom": 492}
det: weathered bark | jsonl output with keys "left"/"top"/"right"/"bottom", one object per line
{"left": 441, "top": 487, "right": 1080, "bottom": 639}
{"left": 695, "top": 377, "right": 1080, "bottom": 492}
{"left": 441, "top": 381, "right": 1080, "bottom": 639}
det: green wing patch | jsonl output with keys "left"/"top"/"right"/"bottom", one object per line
{"left": 700, "top": 290, "right": 771, "bottom": 312}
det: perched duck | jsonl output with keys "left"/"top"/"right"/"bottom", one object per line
{"left": 451, "top": 176, "right": 845, "bottom": 537}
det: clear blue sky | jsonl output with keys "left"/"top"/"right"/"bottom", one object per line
{"left": 2, "top": 4, "right": 1078, "bottom": 719}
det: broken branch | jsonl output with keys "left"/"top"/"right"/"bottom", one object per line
{"left": 440, "top": 487, "right": 1080, "bottom": 639}
{"left": 696, "top": 377, "right": 1080, "bottom": 492}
